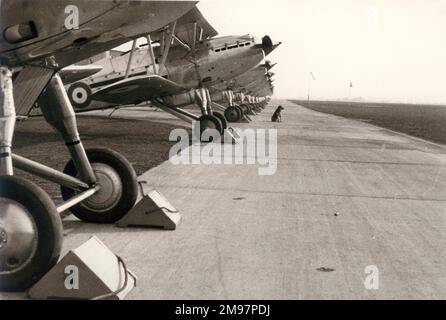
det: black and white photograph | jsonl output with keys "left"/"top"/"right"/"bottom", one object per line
{"left": 0, "top": 0, "right": 445, "bottom": 310}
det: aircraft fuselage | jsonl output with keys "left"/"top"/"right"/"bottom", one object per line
{"left": 0, "top": 0, "right": 197, "bottom": 68}
{"left": 164, "top": 35, "right": 265, "bottom": 89}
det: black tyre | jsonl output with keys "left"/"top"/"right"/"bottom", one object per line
{"left": 224, "top": 106, "right": 242, "bottom": 123}
{"left": 0, "top": 176, "right": 63, "bottom": 292}
{"left": 212, "top": 111, "right": 228, "bottom": 130}
{"left": 238, "top": 104, "right": 249, "bottom": 114}
{"left": 61, "top": 148, "right": 138, "bottom": 224}
{"left": 194, "top": 115, "right": 223, "bottom": 142}
{"left": 68, "top": 82, "right": 92, "bottom": 110}
{"left": 235, "top": 105, "right": 245, "bottom": 117}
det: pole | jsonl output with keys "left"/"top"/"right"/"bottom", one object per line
{"left": 308, "top": 72, "right": 315, "bottom": 104}
{"left": 307, "top": 73, "right": 311, "bottom": 103}
{"left": 349, "top": 81, "right": 353, "bottom": 105}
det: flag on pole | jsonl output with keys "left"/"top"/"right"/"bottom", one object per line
{"left": 350, "top": 81, "right": 353, "bottom": 88}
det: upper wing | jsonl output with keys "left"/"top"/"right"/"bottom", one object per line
{"left": 91, "top": 75, "right": 186, "bottom": 105}
{"left": 1, "top": 1, "right": 198, "bottom": 68}
{"left": 150, "top": 6, "right": 218, "bottom": 48}
{"left": 60, "top": 65, "right": 103, "bottom": 85}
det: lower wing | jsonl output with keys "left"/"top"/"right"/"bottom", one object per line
{"left": 91, "top": 75, "right": 186, "bottom": 105}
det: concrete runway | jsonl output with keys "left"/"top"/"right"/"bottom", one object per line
{"left": 2, "top": 100, "right": 445, "bottom": 299}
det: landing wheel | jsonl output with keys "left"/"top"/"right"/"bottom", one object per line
{"left": 194, "top": 115, "right": 223, "bottom": 142}
{"left": 0, "top": 176, "right": 63, "bottom": 292}
{"left": 235, "top": 106, "right": 245, "bottom": 118}
{"left": 212, "top": 111, "right": 228, "bottom": 130}
{"left": 68, "top": 82, "right": 92, "bottom": 110}
{"left": 224, "top": 106, "right": 242, "bottom": 123}
{"left": 61, "top": 148, "right": 138, "bottom": 224}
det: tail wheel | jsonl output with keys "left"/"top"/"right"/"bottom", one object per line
{"left": 0, "top": 176, "right": 63, "bottom": 292}
{"left": 68, "top": 82, "right": 92, "bottom": 109}
{"left": 212, "top": 111, "right": 228, "bottom": 130}
{"left": 61, "top": 148, "right": 138, "bottom": 224}
{"left": 224, "top": 106, "right": 242, "bottom": 123}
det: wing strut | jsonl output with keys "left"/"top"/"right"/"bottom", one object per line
{"left": 146, "top": 35, "right": 158, "bottom": 75}
{"left": 198, "top": 27, "right": 204, "bottom": 41}
{"left": 191, "top": 22, "right": 198, "bottom": 53}
{"left": 172, "top": 34, "right": 191, "bottom": 52}
{"left": 124, "top": 39, "right": 137, "bottom": 79}
{"left": 190, "top": 22, "right": 202, "bottom": 86}
{"left": 158, "top": 21, "right": 177, "bottom": 75}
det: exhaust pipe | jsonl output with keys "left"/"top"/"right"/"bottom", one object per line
{"left": 261, "top": 61, "right": 277, "bottom": 70}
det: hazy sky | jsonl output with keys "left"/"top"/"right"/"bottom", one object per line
{"left": 198, "top": 0, "right": 446, "bottom": 104}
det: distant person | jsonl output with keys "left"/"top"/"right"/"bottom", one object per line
{"left": 271, "top": 106, "right": 284, "bottom": 123}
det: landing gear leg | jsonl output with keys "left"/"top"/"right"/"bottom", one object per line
{"left": 0, "top": 67, "right": 63, "bottom": 292}
{"left": 39, "top": 74, "right": 138, "bottom": 223}
{"left": 195, "top": 87, "right": 209, "bottom": 117}
{"left": 206, "top": 89, "right": 228, "bottom": 130}
{"left": 0, "top": 68, "right": 14, "bottom": 176}
{"left": 194, "top": 88, "right": 223, "bottom": 141}
{"left": 39, "top": 74, "right": 97, "bottom": 185}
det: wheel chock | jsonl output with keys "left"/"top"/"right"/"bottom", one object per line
{"left": 238, "top": 116, "right": 250, "bottom": 123}
{"left": 116, "top": 190, "right": 181, "bottom": 230}
{"left": 244, "top": 114, "right": 252, "bottom": 122}
{"left": 229, "top": 127, "right": 241, "bottom": 139}
{"left": 28, "top": 237, "right": 136, "bottom": 300}
{"left": 223, "top": 128, "right": 239, "bottom": 145}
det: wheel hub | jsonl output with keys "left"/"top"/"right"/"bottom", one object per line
{"left": 0, "top": 198, "right": 38, "bottom": 274}
{"left": 200, "top": 119, "right": 217, "bottom": 131}
{"left": 82, "top": 163, "right": 123, "bottom": 213}
{"left": 228, "top": 109, "right": 238, "bottom": 119}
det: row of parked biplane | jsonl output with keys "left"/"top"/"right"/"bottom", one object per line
{"left": 58, "top": 9, "right": 279, "bottom": 134}
{"left": 0, "top": 1, "right": 280, "bottom": 293}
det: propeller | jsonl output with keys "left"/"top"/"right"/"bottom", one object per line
{"left": 261, "top": 35, "right": 281, "bottom": 56}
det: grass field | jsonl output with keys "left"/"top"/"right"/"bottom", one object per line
{"left": 13, "top": 115, "right": 180, "bottom": 201}
{"left": 293, "top": 100, "right": 446, "bottom": 146}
